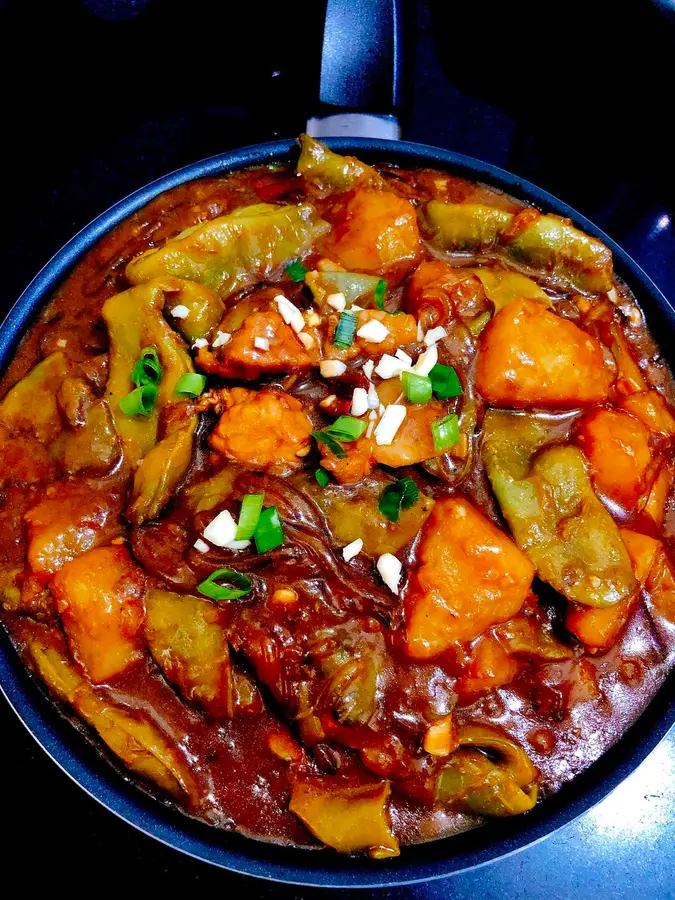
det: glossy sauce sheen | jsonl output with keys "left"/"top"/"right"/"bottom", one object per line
{"left": 2, "top": 149, "right": 675, "bottom": 852}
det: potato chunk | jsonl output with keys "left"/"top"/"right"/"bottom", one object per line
{"left": 405, "top": 498, "right": 534, "bottom": 659}
{"left": 476, "top": 299, "right": 613, "bottom": 408}
{"left": 576, "top": 408, "right": 652, "bottom": 509}
{"left": 322, "top": 188, "right": 420, "bottom": 276}
{"left": 144, "top": 589, "right": 234, "bottom": 717}
{"left": 51, "top": 545, "right": 146, "bottom": 683}
{"left": 319, "top": 435, "right": 375, "bottom": 484}
{"left": 25, "top": 480, "right": 124, "bottom": 578}
{"left": 455, "top": 635, "right": 519, "bottom": 703}
{"left": 197, "top": 310, "right": 314, "bottom": 379}
{"left": 373, "top": 398, "right": 451, "bottom": 469}
{"left": 209, "top": 387, "right": 312, "bottom": 473}
{"left": 289, "top": 778, "right": 399, "bottom": 857}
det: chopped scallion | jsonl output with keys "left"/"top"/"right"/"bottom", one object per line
{"left": 119, "top": 383, "right": 158, "bottom": 417}
{"left": 374, "top": 278, "right": 387, "bottom": 310}
{"left": 313, "top": 416, "right": 366, "bottom": 459}
{"left": 429, "top": 363, "right": 463, "bottom": 400}
{"left": 197, "top": 567, "right": 253, "bottom": 601}
{"left": 175, "top": 372, "right": 207, "bottom": 398}
{"left": 285, "top": 260, "right": 308, "bottom": 282}
{"left": 235, "top": 494, "right": 264, "bottom": 540}
{"left": 333, "top": 310, "right": 357, "bottom": 348}
{"left": 312, "top": 430, "right": 347, "bottom": 458}
{"left": 324, "top": 415, "right": 367, "bottom": 442}
{"left": 315, "top": 468, "right": 331, "bottom": 488}
{"left": 254, "top": 506, "right": 285, "bottom": 553}
{"left": 379, "top": 476, "right": 420, "bottom": 523}
{"left": 431, "top": 413, "right": 461, "bottom": 451}
{"left": 132, "top": 347, "right": 162, "bottom": 388}
{"left": 402, "top": 371, "right": 432, "bottom": 404}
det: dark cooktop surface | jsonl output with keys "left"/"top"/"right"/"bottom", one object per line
{"left": 2, "top": 1, "right": 675, "bottom": 895}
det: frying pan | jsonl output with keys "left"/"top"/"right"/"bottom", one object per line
{"left": 2, "top": 0, "right": 675, "bottom": 889}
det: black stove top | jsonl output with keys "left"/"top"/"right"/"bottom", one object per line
{"left": 2, "top": 0, "right": 675, "bottom": 894}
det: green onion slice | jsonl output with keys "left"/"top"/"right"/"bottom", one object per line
{"left": 312, "top": 430, "right": 347, "bottom": 459}
{"left": 313, "top": 416, "right": 366, "bottom": 459}
{"left": 432, "top": 413, "right": 461, "bottom": 451}
{"left": 235, "top": 494, "right": 264, "bottom": 540}
{"left": 315, "top": 467, "right": 331, "bottom": 488}
{"left": 197, "top": 567, "right": 253, "bottom": 601}
{"left": 402, "top": 371, "right": 432, "bottom": 404}
{"left": 429, "top": 363, "right": 463, "bottom": 400}
{"left": 324, "top": 415, "right": 367, "bottom": 442}
{"left": 132, "top": 347, "right": 162, "bottom": 388}
{"left": 119, "top": 383, "right": 158, "bottom": 417}
{"left": 333, "top": 310, "right": 357, "bottom": 348}
{"left": 175, "top": 373, "right": 207, "bottom": 398}
{"left": 374, "top": 278, "right": 387, "bottom": 310}
{"left": 254, "top": 506, "right": 285, "bottom": 553}
{"left": 285, "top": 260, "right": 308, "bottom": 282}
{"left": 379, "top": 476, "right": 420, "bottom": 523}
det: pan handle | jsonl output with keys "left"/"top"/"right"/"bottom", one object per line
{"left": 317, "top": 0, "right": 404, "bottom": 114}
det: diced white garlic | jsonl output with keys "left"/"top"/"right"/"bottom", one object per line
{"left": 416, "top": 319, "right": 424, "bottom": 342}
{"left": 212, "top": 331, "right": 232, "bottom": 349}
{"left": 377, "top": 553, "right": 403, "bottom": 594}
{"left": 254, "top": 337, "right": 269, "bottom": 351}
{"left": 395, "top": 348, "right": 413, "bottom": 365}
{"left": 203, "top": 510, "right": 248, "bottom": 549}
{"left": 342, "top": 538, "right": 364, "bottom": 562}
{"left": 170, "top": 304, "right": 190, "bottom": 319}
{"left": 351, "top": 387, "right": 369, "bottom": 417}
{"left": 275, "top": 295, "right": 305, "bottom": 333}
{"left": 320, "top": 394, "right": 337, "bottom": 409}
{"left": 56, "top": 338, "right": 67, "bottom": 348}
{"left": 203, "top": 510, "right": 235, "bottom": 546}
{"left": 351, "top": 304, "right": 364, "bottom": 311}
{"left": 192, "top": 338, "right": 209, "bottom": 349}
{"left": 305, "top": 310, "right": 321, "bottom": 327}
{"left": 367, "top": 384, "right": 380, "bottom": 409}
{"left": 365, "top": 419, "right": 375, "bottom": 438}
{"left": 193, "top": 538, "right": 210, "bottom": 553}
{"left": 362, "top": 359, "right": 375, "bottom": 380}
{"left": 413, "top": 343, "right": 438, "bottom": 376}
{"left": 374, "top": 353, "right": 411, "bottom": 379}
{"left": 297, "top": 332, "right": 315, "bottom": 350}
{"left": 326, "top": 292, "right": 346, "bottom": 312}
{"left": 374, "top": 404, "right": 406, "bottom": 446}
{"left": 424, "top": 326, "right": 448, "bottom": 346}
{"left": 357, "top": 319, "right": 390, "bottom": 343}
{"left": 320, "top": 360, "right": 347, "bottom": 378}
